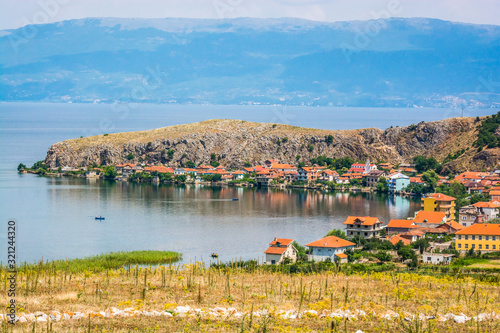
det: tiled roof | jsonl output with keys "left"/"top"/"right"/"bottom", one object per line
{"left": 271, "top": 164, "right": 296, "bottom": 169}
{"left": 388, "top": 235, "right": 411, "bottom": 246}
{"left": 425, "top": 193, "right": 456, "bottom": 201}
{"left": 387, "top": 219, "right": 416, "bottom": 229}
{"left": 305, "top": 236, "right": 355, "bottom": 248}
{"left": 414, "top": 211, "right": 446, "bottom": 224}
{"left": 335, "top": 253, "right": 348, "bottom": 259}
{"left": 269, "top": 238, "right": 294, "bottom": 246}
{"left": 489, "top": 190, "right": 500, "bottom": 195}
{"left": 455, "top": 223, "right": 500, "bottom": 236}
{"left": 264, "top": 247, "right": 288, "bottom": 255}
{"left": 343, "top": 216, "right": 381, "bottom": 226}
{"left": 472, "top": 201, "right": 500, "bottom": 208}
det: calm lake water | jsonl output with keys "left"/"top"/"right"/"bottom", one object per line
{"left": 0, "top": 102, "right": 494, "bottom": 264}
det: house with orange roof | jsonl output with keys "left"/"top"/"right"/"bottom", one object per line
{"left": 270, "top": 163, "right": 297, "bottom": 172}
{"left": 388, "top": 234, "right": 411, "bottom": 246}
{"left": 343, "top": 216, "right": 383, "bottom": 239}
{"left": 490, "top": 189, "right": 500, "bottom": 202}
{"left": 413, "top": 211, "right": 447, "bottom": 228}
{"left": 472, "top": 201, "right": 500, "bottom": 220}
{"left": 421, "top": 193, "right": 456, "bottom": 221}
{"left": 386, "top": 219, "right": 417, "bottom": 235}
{"left": 336, "top": 176, "right": 349, "bottom": 184}
{"left": 242, "top": 165, "right": 267, "bottom": 173}
{"left": 399, "top": 229, "right": 425, "bottom": 242}
{"left": 410, "top": 177, "right": 424, "bottom": 185}
{"left": 318, "top": 169, "right": 339, "bottom": 182}
{"left": 436, "top": 221, "right": 465, "bottom": 234}
{"left": 144, "top": 166, "right": 174, "bottom": 174}
{"left": 455, "top": 223, "right": 500, "bottom": 252}
{"left": 264, "top": 238, "right": 297, "bottom": 265}
{"left": 115, "top": 163, "right": 136, "bottom": 176}
{"left": 231, "top": 170, "right": 245, "bottom": 180}
{"left": 305, "top": 236, "right": 355, "bottom": 262}
{"left": 297, "top": 167, "right": 323, "bottom": 183}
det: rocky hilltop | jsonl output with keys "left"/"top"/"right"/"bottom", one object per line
{"left": 44, "top": 118, "right": 499, "bottom": 172}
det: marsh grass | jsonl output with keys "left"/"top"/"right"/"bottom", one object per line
{"left": 1, "top": 258, "right": 500, "bottom": 332}
{"left": 2, "top": 251, "right": 181, "bottom": 274}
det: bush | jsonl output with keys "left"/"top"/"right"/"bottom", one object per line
{"left": 126, "top": 153, "right": 135, "bottom": 160}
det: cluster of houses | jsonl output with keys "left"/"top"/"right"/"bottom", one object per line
{"left": 264, "top": 191, "right": 500, "bottom": 265}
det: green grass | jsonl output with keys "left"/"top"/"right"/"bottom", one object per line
{"left": 7, "top": 251, "right": 182, "bottom": 273}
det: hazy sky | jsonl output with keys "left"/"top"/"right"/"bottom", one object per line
{"left": 1, "top": 0, "right": 499, "bottom": 30}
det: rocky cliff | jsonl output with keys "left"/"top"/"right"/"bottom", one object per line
{"left": 44, "top": 118, "right": 498, "bottom": 172}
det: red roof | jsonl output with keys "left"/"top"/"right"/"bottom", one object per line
{"left": 414, "top": 211, "right": 446, "bottom": 224}
{"left": 425, "top": 193, "right": 456, "bottom": 201}
{"left": 387, "top": 219, "right": 416, "bottom": 229}
{"left": 116, "top": 163, "right": 135, "bottom": 168}
{"left": 305, "top": 236, "right": 355, "bottom": 248}
{"left": 264, "top": 247, "right": 288, "bottom": 255}
{"left": 456, "top": 223, "right": 500, "bottom": 236}
{"left": 388, "top": 234, "right": 411, "bottom": 246}
{"left": 269, "top": 238, "right": 294, "bottom": 246}
{"left": 344, "top": 216, "right": 381, "bottom": 226}
{"left": 144, "top": 166, "right": 174, "bottom": 173}
{"left": 335, "top": 253, "right": 348, "bottom": 259}
{"left": 473, "top": 201, "right": 500, "bottom": 208}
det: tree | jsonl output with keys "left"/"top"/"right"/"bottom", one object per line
{"left": 397, "top": 246, "right": 417, "bottom": 261}
{"left": 174, "top": 174, "right": 187, "bottom": 182}
{"left": 376, "top": 251, "right": 392, "bottom": 262}
{"left": 325, "top": 229, "right": 348, "bottom": 239}
{"left": 17, "top": 163, "right": 26, "bottom": 172}
{"left": 413, "top": 155, "right": 441, "bottom": 173}
{"left": 185, "top": 160, "right": 196, "bottom": 168}
{"left": 127, "top": 153, "right": 135, "bottom": 160}
{"left": 376, "top": 177, "right": 388, "bottom": 193}
{"left": 31, "top": 160, "right": 47, "bottom": 170}
{"left": 421, "top": 170, "right": 440, "bottom": 192}
{"left": 412, "top": 238, "right": 430, "bottom": 254}
{"left": 211, "top": 173, "right": 222, "bottom": 182}
{"left": 210, "top": 161, "right": 220, "bottom": 168}
{"left": 349, "top": 178, "right": 361, "bottom": 186}
{"left": 103, "top": 166, "right": 117, "bottom": 179}
{"left": 244, "top": 162, "right": 252, "bottom": 167}
{"left": 292, "top": 241, "right": 308, "bottom": 262}
{"left": 325, "top": 135, "right": 334, "bottom": 144}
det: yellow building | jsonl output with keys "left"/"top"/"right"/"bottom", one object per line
{"left": 421, "top": 193, "right": 456, "bottom": 221}
{"left": 455, "top": 224, "right": 500, "bottom": 252}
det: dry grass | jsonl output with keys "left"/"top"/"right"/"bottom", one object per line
{"left": 2, "top": 262, "right": 500, "bottom": 332}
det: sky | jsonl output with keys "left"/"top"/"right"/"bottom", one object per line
{"left": 0, "top": 0, "right": 499, "bottom": 30}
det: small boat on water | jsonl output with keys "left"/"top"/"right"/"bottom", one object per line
{"left": 232, "top": 198, "right": 239, "bottom": 201}
{"left": 95, "top": 216, "right": 105, "bottom": 220}
{"left": 211, "top": 253, "right": 218, "bottom": 259}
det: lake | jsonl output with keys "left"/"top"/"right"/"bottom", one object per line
{"left": 0, "top": 102, "right": 494, "bottom": 264}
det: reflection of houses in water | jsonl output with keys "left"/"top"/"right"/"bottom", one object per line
{"left": 386, "top": 195, "right": 411, "bottom": 216}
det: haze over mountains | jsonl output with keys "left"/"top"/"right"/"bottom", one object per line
{"left": 1, "top": 17, "right": 499, "bottom": 107}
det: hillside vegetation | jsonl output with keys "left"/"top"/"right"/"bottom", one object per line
{"left": 44, "top": 116, "right": 500, "bottom": 172}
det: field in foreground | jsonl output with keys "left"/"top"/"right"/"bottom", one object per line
{"left": 2, "top": 259, "right": 500, "bottom": 333}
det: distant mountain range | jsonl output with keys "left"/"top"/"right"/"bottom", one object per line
{"left": 1, "top": 17, "right": 499, "bottom": 107}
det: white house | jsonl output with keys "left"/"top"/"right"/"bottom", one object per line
{"left": 305, "top": 236, "right": 355, "bottom": 262}
{"left": 472, "top": 202, "right": 500, "bottom": 221}
{"left": 264, "top": 238, "right": 297, "bottom": 265}
{"left": 420, "top": 252, "right": 454, "bottom": 265}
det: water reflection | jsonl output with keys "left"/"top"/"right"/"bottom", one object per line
{"left": 1, "top": 175, "right": 420, "bottom": 264}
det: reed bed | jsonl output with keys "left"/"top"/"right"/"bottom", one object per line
{"left": 1, "top": 260, "right": 500, "bottom": 332}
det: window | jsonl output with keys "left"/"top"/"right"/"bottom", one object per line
{"left": 458, "top": 235, "right": 461, "bottom": 240}
{"left": 486, "top": 236, "right": 489, "bottom": 241}
{"left": 479, "top": 236, "right": 482, "bottom": 240}
{"left": 479, "top": 244, "right": 482, "bottom": 249}
{"left": 486, "top": 245, "right": 489, "bottom": 249}
{"left": 472, "top": 244, "right": 475, "bottom": 248}
{"left": 463, "top": 223, "right": 467, "bottom": 226}
{"left": 493, "top": 236, "right": 496, "bottom": 241}
{"left": 465, "top": 235, "right": 468, "bottom": 240}
{"left": 472, "top": 236, "right": 475, "bottom": 240}
{"left": 427, "top": 257, "right": 431, "bottom": 261}
{"left": 458, "top": 244, "right": 461, "bottom": 248}
{"left": 494, "top": 245, "right": 497, "bottom": 250}
{"left": 465, "top": 244, "right": 469, "bottom": 249}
